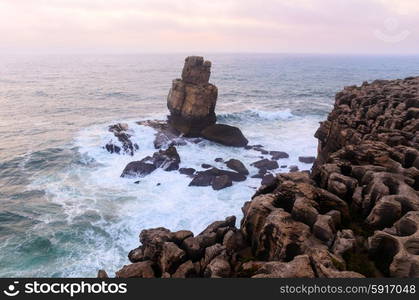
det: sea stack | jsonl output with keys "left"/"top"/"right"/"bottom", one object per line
{"left": 167, "top": 56, "right": 249, "bottom": 147}
{"left": 167, "top": 56, "right": 218, "bottom": 136}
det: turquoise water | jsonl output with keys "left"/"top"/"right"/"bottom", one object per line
{"left": 0, "top": 54, "right": 418, "bottom": 277}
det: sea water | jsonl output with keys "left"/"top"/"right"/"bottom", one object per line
{"left": 0, "top": 54, "right": 418, "bottom": 277}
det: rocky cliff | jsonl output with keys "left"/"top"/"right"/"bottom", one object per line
{"left": 107, "top": 76, "right": 419, "bottom": 278}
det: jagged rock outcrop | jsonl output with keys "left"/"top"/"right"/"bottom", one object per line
{"left": 109, "top": 76, "right": 419, "bottom": 278}
{"left": 104, "top": 123, "right": 139, "bottom": 156}
{"left": 121, "top": 146, "right": 180, "bottom": 178}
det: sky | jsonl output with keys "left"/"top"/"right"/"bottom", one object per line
{"left": 0, "top": 0, "right": 418, "bottom": 54}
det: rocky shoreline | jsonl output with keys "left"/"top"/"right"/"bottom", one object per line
{"left": 100, "top": 58, "right": 419, "bottom": 278}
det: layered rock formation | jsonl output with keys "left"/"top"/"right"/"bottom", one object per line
{"left": 110, "top": 76, "right": 419, "bottom": 278}
{"left": 167, "top": 56, "right": 218, "bottom": 136}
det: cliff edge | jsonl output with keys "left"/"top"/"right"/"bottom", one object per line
{"left": 107, "top": 76, "right": 419, "bottom": 278}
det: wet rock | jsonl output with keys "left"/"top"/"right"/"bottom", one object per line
{"left": 105, "top": 123, "right": 139, "bottom": 156}
{"left": 251, "top": 159, "right": 279, "bottom": 170}
{"left": 289, "top": 165, "right": 299, "bottom": 172}
{"left": 116, "top": 261, "right": 155, "bottom": 278}
{"left": 151, "top": 146, "right": 181, "bottom": 171}
{"left": 201, "top": 124, "right": 248, "bottom": 147}
{"left": 214, "top": 158, "right": 224, "bottom": 163}
{"left": 121, "top": 160, "right": 157, "bottom": 178}
{"left": 97, "top": 269, "right": 108, "bottom": 278}
{"left": 299, "top": 156, "right": 316, "bottom": 164}
{"left": 225, "top": 159, "right": 249, "bottom": 175}
{"left": 270, "top": 151, "right": 289, "bottom": 160}
{"left": 201, "top": 163, "right": 212, "bottom": 169}
{"left": 179, "top": 168, "right": 196, "bottom": 176}
{"left": 189, "top": 168, "right": 246, "bottom": 188}
{"left": 121, "top": 146, "right": 180, "bottom": 177}
{"left": 212, "top": 175, "right": 233, "bottom": 190}
{"left": 261, "top": 174, "right": 275, "bottom": 186}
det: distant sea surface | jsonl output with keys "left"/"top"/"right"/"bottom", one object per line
{"left": 0, "top": 54, "right": 418, "bottom": 277}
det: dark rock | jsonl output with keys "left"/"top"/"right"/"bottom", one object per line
{"left": 212, "top": 175, "right": 233, "bottom": 190}
{"left": 97, "top": 269, "right": 108, "bottom": 278}
{"left": 105, "top": 143, "right": 121, "bottom": 154}
{"left": 261, "top": 174, "right": 275, "bottom": 186}
{"left": 106, "top": 123, "right": 139, "bottom": 156}
{"left": 201, "top": 163, "right": 212, "bottom": 169}
{"left": 201, "top": 124, "right": 248, "bottom": 147}
{"left": 251, "top": 159, "right": 279, "bottom": 170}
{"left": 298, "top": 156, "right": 316, "bottom": 164}
{"left": 189, "top": 168, "right": 246, "bottom": 187}
{"left": 289, "top": 165, "right": 299, "bottom": 172}
{"left": 225, "top": 159, "right": 249, "bottom": 175}
{"left": 270, "top": 151, "right": 289, "bottom": 160}
{"left": 179, "top": 168, "right": 196, "bottom": 176}
{"left": 121, "top": 161, "right": 156, "bottom": 178}
{"left": 115, "top": 261, "right": 155, "bottom": 278}
{"left": 121, "top": 146, "right": 180, "bottom": 178}
{"left": 152, "top": 146, "right": 180, "bottom": 171}
{"left": 214, "top": 158, "right": 224, "bottom": 162}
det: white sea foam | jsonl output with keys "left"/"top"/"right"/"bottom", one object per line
{"left": 28, "top": 113, "right": 321, "bottom": 276}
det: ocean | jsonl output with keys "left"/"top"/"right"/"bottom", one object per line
{"left": 0, "top": 53, "right": 418, "bottom": 277}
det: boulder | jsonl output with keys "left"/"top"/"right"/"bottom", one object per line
{"left": 97, "top": 269, "right": 108, "bottom": 278}
{"left": 121, "top": 160, "right": 156, "bottom": 178}
{"left": 270, "top": 151, "right": 289, "bottom": 160}
{"left": 251, "top": 159, "right": 279, "bottom": 170}
{"left": 179, "top": 168, "right": 196, "bottom": 176}
{"left": 201, "top": 124, "right": 249, "bottom": 147}
{"left": 159, "top": 242, "right": 186, "bottom": 274}
{"left": 299, "top": 156, "right": 316, "bottom": 164}
{"left": 115, "top": 261, "right": 155, "bottom": 278}
{"left": 121, "top": 146, "right": 180, "bottom": 178}
{"left": 212, "top": 175, "right": 233, "bottom": 190}
{"left": 151, "top": 146, "right": 181, "bottom": 171}
{"left": 189, "top": 168, "right": 246, "bottom": 188}
{"left": 225, "top": 159, "right": 249, "bottom": 175}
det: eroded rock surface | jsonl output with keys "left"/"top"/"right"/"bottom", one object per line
{"left": 111, "top": 76, "right": 419, "bottom": 278}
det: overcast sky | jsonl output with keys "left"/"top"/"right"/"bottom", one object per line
{"left": 0, "top": 0, "right": 418, "bottom": 54}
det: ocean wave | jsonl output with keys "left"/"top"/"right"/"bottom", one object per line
{"left": 217, "top": 109, "right": 294, "bottom": 122}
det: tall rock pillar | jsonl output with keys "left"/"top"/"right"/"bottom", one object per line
{"left": 167, "top": 56, "right": 218, "bottom": 136}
